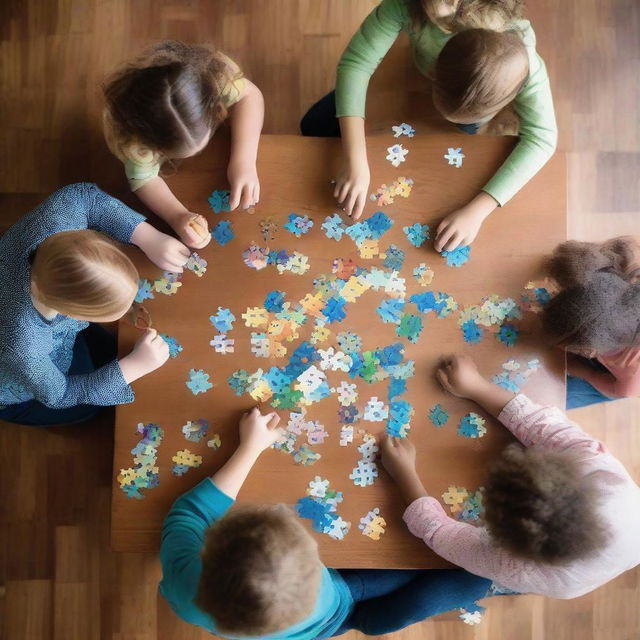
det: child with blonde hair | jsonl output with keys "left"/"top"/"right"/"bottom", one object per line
{"left": 301, "top": 0, "right": 557, "bottom": 251}
{"left": 543, "top": 236, "right": 640, "bottom": 408}
{"left": 0, "top": 183, "right": 189, "bottom": 426}
{"left": 103, "top": 40, "right": 264, "bottom": 249}
{"left": 161, "top": 407, "right": 497, "bottom": 638}
{"left": 382, "top": 355, "right": 640, "bottom": 598}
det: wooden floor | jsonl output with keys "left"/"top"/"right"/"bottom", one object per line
{"left": 0, "top": 1, "right": 638, "bottom": 639}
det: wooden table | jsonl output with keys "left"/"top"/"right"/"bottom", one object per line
{"left": 111, "top": 133, "right": 566, "bottom": 568}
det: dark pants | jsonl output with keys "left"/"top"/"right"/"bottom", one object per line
{"left": 300, "top": 90, "right": 481, "bottom": 137}
{"left": 566, "top": 357, "right": 615, "bottom": 410}
{"left": 0, "top": 324, "right": 117, "bottom": 427}
{"left": 331, "top": 569, "right": 491, "bottom": 636}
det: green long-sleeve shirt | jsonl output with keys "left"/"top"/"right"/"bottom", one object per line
{"left": 335, "top": 0, "right": 558, "bottom": 205}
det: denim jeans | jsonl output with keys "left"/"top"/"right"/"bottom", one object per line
{"left": 331, "top": 569, "right": 491, "bottom": 636}
{"left": 566, "top": 357, "right": 615, "bottom": 410}
{"left": 0, "top": 324, "right": 117, "bottom": 427}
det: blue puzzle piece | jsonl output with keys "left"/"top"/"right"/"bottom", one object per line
{"left": 207, "top": 189, "right": 231, "bottom": 213}
{"left": 461, "top": 319, "right": 483, "bottom": 345}
{"left": 172, "top": 464, "right": 191, "bottom": 476}
{"left": 376, "top": 298, "right": 405, "bottom": 324}
{"left": 186, "top": 369, "right": 213, "bottom": 395}
{"left": 428, "top": 404, "right": 449, "bottom": 427}
{"left": 211, "top": 220, "right": 234, "bottom": 246}
{"left": 378, "top": 343, "right": 405, "bottom": 368}
{"left": 296, "top": 496, "right": 336, "bottom": 533}
{"left": 397, "top": 314, "right": 423, "bottom": 343}
{"left": 344, "top": 221, "right": 371, "bottom": 246}
{"left": 388, "top": 377, "right": 407, "bottom": 400}
{"left": 321, "top": 214, "right": 345, "bottom": 240}
{"left": 160, "top": 334, "right": 183, "bottom": 358}
{"left": 209, "top": 307, "right": 235, "bottom": 332}
{"left": 410, "top": 291, "right": 437, "bottom": 313}
{"left": 264, "top": 290, "right": 286, "bottom": 313}
{"left": 365, "top": 211, "right": 393, "bottom": 239}
{"left": 228, "top": 370, "right": 250, "bottom": 395}
{"left": 496, "top": 323, "right": 519, "bottom": 347}
{"left": 383, "top": 244, "right": 405, "bottom": 271}
{"left": 284, "top": 213, "right": 314, "bottom": 237}
{"left": 322, "top": 296, "right": 347, "bottom": 323}
{"left": 338, "top": 405, "right": 360, "bottom": 424}
{"left": 135, "top": 279, "right": 154, "bottom": 303}
{"left": 265, "top": 367, "right": 291, "bottom": 394}
{"left": 403, "top": 223, "right": 430, "bottom": 248}
{"left": 441, "top": 245, "right": 471, "bottom": 267}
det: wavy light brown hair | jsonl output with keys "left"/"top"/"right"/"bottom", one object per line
{"left": 410, "top": 0, "right": 525, "bottom": 31}
{"left": 31, "top": 230, "right": 138, "bottom": 320}
{"left": 431, "top": 28, "right": 528, "bottom": 122}
{"left": 483, "top": 444, "right": 607, "bottom": 564}
{"left": 104, "top": 41, "right": 237, "bottom": 157}
{"left": 197, "top": 504, "right": 322, "bottom": 636}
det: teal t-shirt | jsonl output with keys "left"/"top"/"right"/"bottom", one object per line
{"left": 159, "top": 479, "right": 354, "bottom": 639}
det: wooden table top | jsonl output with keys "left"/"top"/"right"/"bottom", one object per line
{"left": 111, "top": 133, "right": 566, "bottom": 568}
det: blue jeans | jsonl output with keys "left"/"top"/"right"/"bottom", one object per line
{"left": 566, "top": 358, "right": 615, "bottom": 410}
{"left": 0, "top": 324, "right": 117, "bottom": 427}
{"left": 331, "top": 569, "right": 491, "bottom": 636}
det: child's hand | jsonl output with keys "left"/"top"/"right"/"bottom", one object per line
{"left": 134, "top": 224, "right": 191, "bottom": 272}
{"left": 434, "top": 192, "right": 498, "bottom": 252}
{"left": 119, "top": 328, "right": 170, "bottom": 383}
{"left": 436, "top": 354, "right": 488, "bottom": 399}
{"left": 381, "top": 435, "right": 417, "bottom": 481}
{"left": 334, "top": 158, "right": 370, "bottom": 220}
{"left": 239, "top": 407, "right": 283, "bottom": 455}
{"left": 174, "top": 213, "right": 211, "bottom": 249}
{"left": 228, "top": 161, "right": 260, "bottom": 210}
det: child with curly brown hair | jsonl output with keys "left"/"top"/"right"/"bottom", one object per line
{"left": 104, "top": 41, "right": 264, "bottom": 249}
{"left": 542, "top": 236, "right": 640, "bottom": 408}
{"left": 382, "top": 355, "right": 640, "bottom": 598}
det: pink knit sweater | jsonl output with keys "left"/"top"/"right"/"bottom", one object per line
{"left": 403, "top": 394, "right": 640, "bottom": 599}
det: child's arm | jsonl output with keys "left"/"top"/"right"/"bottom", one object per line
{"left": 334, "top": 0, "right": 406, "bottom": 220}
{"left": 159, "top": 408, "right": 282, "bottom": 605}
{"left": 567, "top": 353, "right": 640, "bottom": 399}
{"left": 435, "top": 55, "right": 557, "bottom": 252}
{"left": 381, "top": 435, "right": 539, "bottom": 591}
{"left": 436, "top": 355, "right": 608, "bottom": 454}
{"left": 226, "top": 80, "right": 264, "bottom": 212}
{"left": 134, "top": 178, "right": 211, "bottom": 250}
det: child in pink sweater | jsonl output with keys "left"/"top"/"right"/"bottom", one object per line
{"left": 381, "top": 355, "right": 640, "bottom": 599}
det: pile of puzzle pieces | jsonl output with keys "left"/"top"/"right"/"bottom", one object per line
{"left": 296, "top": 476, "right": 351, "bottom": 540}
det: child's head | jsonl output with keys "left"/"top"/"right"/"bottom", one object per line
{"left": 31, "top": 230, "right": 138, "bottom": 322}
{"left": 548, "top": 237, "right": 640, "bottom": 290}
{"left": 197, "top": 504, "right": 322, "bottom": 636}
{"left": 483, "top": 444, "right": 607, "bottom": 564}
{"left": 542, "top": 271, "right": 640, "bottom": 356}
{"left": 104, "top": 41, "right": 234, "bottom": 158}
{"left": 412, "top": 0, "right": 525, "bottom": 33}
{"left": 431, "top": 29, "right": 528, "bottom": 124}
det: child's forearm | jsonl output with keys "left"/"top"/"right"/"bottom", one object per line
{"left": 469, "top": 191, "right": 499, "bottom": 219}
{"left": 467, "top": 380, "right": 515, "bottom": 419}
{"left": 228, "top": 81, "right": 264, "bottom": 169}
{"left": 136, "top": 177, "right": 189, "bottom": 223}
{"left": 339, "top": 116, "right": 367, "bottom": 164}
{"left": 211, "top": 444, "right": 261, "bottom": 499}
{"left": 395, "top": 468, "right": 430, "bottom": 505}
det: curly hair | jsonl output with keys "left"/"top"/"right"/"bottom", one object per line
{"left": 410, "top": 0, "right": 526, "bottom": 31}
{"left": 104, "top": 41, "right": 237, "bottom": 157}
{"left": 541, "top": 271, "right": 640, "bottom": 354}
{"left": 483, "top": 444, "right": 608, "bottom": 564}
{"left": 196, "top": 504, "right": 322, "bottom": 636}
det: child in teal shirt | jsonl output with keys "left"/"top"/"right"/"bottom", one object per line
{"left": 160, "top": 407, "right": 494, "bottom": 638}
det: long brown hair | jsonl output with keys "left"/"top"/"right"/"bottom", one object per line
{"left": 104, "top": 41, "right": 237, "bottom": 157}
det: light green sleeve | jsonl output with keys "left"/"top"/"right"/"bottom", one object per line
{"left": 335, "top": 0, "right": 410, "bottom": 118}
{"left": 482, "top": 55, "right": 558, "bottom": 206}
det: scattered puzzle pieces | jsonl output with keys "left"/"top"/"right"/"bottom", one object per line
{"left": 441, "top": 245, "right": 470, "bottom": 267}
{"left": 284, "top": 213, "right": 314, "bottom": 237}
{"left": 181, "top": 419, "right": 208, "bottom": 442}
{"left": 457, "top": 412, "right": 487, "bottom": 438}
{"left": 391, "top": 122, "right": 415, "bottom": 138}
{"left": 359, "top": 508, "right": 387, "bottom": 540}
{"left": 186, "top": 369, "right": 213, "bottom": 395}
{"left": 386, "top": 143, "right": 409, "bottom": 167}
{"left": 403, "top": 223, "right": 430, "bottom": 248}
{"left": 444, "top": 147, "right": 465, "bottom": 168}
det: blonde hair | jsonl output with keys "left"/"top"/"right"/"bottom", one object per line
{"left": 432, "top": 28, "right": 529, "bottom": 122}
{"left": 104, "top": 41, "right": 238, "bottom": 158}
{"left": 197, "top": 504, "right": 322, "bottom": 636}
{"left": 31, "top": 230, "right": 138, "bottom": 320}
{"left": 411, "top": 0, "right": 525, "bottom": 32}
